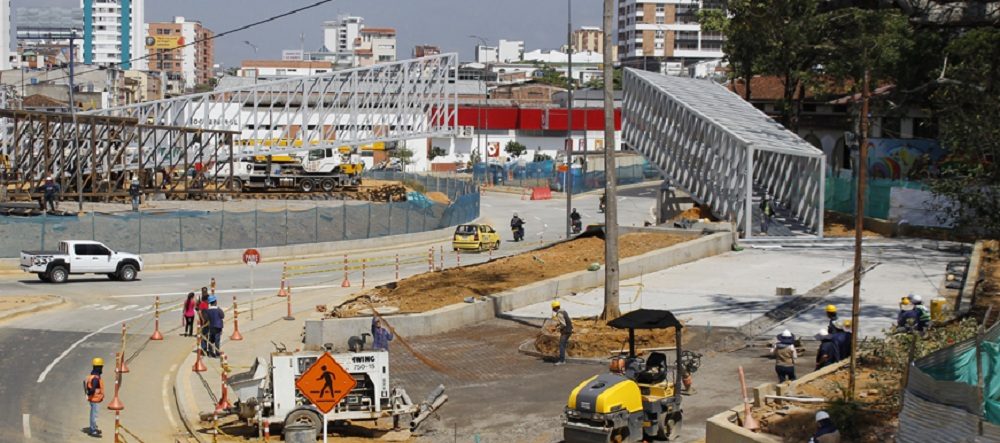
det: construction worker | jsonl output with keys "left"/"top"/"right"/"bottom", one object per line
{"left": 771, "top": 330, "right": 797, "bottom": 382}
{"left": 815, "top": 328, "right": 841, "bottom": 370}
{"left": 552, "top": 300, "right": 573, "bottom": 365}
{"left": 371, "top": 317, "right": 394, "bottom": 351}
{"left": 128, "top": 178, "right": 142, "bottom": 212}
{"left": 910, "top": 294, "right": 932, "bottom": 326}
{"left": 39, "top": 176, "right": 60, "bottom": 212}
{"left": 83, "top": 357, "right": 105, "bottom": 437}
{"left": 204, "top": 295, "right": 225, "bottom": 358}
{"left": 824, "top": 305, "right": 839, "bottom": 334}
{"left": 832, "top": 320, "right": 852, "bottom": 360}
{"left": 809, "top": 410, "right": 841, "bottom": 443}
{"left": 897, "top": 297, "right": 925, "bottom": 333}
{"left": 759, "top": 194, "right": 775, "bottom": 234}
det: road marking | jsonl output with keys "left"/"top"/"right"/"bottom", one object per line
{"left": 36, "top": 311, "right": 148, "bottom": 383}
{"left": 533, "top": 216, "right": 541, "bottom": 221}
{"left": 22, "top": 413, "right": 30, "bottom": 438}
{"left": 163, "top": 364, "right": 179, "bottom": 430}
{"left": 118, "top": 304, "right": 139, "bottom": 311}
{"left": 110, "top": 283, "right": 343, "bottom": 299}
{"left": 98, "top": 305, "right": 116, "bottom": 311}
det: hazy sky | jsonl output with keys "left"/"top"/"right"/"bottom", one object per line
{"left": 16, "top": 0, "right": 606, "bottom": 66}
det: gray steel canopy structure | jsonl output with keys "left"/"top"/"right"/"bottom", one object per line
{"left": 622, "top": 68, "right": 826, "bottom": 238}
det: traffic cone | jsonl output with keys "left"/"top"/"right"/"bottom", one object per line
{"left": 215, "top": 356, "right": 232, "bottom": 412}
{"left": 262, "top": 419, "right": 270, "bottom": 441}
{"left": 210, "top": 277, "right": 217, "bottom": 295}
{"left": 107, "top": 358, "right": 125, "bottom": 411}
{"left": 230, "top": 295, "right": 243, "bottom": 341}
{"left": 192, "top": 350, "right": 208, "bottom": 372}
{"left": 150, "top": 296, "right": 164, "bottom": 341}
{"left": 341, "top": 255, "right": 350, "bottom": 287}
{"left": 283, "top": 285, "right": 295, "bottom": 321}
{"left": 116, "top": 352, "right": 129, "bottom": 374}
{"left": 276, "top": 263, "right": 289, "bottom": 297}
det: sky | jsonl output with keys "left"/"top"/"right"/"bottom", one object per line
{"left": 16, "top": 0, "right": 606, "bottom": 66}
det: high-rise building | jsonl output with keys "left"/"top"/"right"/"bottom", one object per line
{"left": 1, "top": 0, "right": 10, "bottom": 70}
{"left": 616, "top": 0, "right": 724, "bottom": 73}
{"left": 475, "top": 44, "right": 497, "bottom": 64}
{"left": 323, "top": 15, "right": 363, "bottom": 54}
{"left": 497, "top": 39, "right": 524, "bottom": 63}
{"left": 146, "top": 17, "right": 214, "bottom": 89}
{"left": 355, "top": 27, "right": 396, "bottom": 67}
{"left": 572, "top": 26, "right": 604, "bottom": 53}
{"left": 81, "top": 0, "right": 146, "bottom": 70}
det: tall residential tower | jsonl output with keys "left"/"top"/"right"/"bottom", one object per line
{"left": 81, "top": 0, "right": 145, "bottom": 69}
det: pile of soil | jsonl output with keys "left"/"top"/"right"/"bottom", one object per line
{"left": 425, "top": 191, "right": 451, "bottom": 205}
{"left": 754, "top": 364, "right": 898, "bottom": 442}
{"left": 0, "top": 295, "right": 57, "bottom": 312}
{"left": 670, "top": 205, "right": 714, "bottom": 222}
{"left": 534, "top": 318, "right": 682, "bottom": 358}
{"left": 334, "top": 232, "right": 691, "bottom": 315}
{"left": 823, "top": 220, "right": 883, "bottom": 238}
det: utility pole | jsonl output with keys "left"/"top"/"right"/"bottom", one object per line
{"left": 69, "top": 32, "right": 83, "bottom": 212}
{"left": 565, "top": 0, "right": 574, "bottom": 237}
{"left": 848, "top": 69, "right": 870, "bottom": 400}
{"left": 601, "top": 0, "right": 620, "bottom": 320}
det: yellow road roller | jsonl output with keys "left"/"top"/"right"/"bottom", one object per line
{"left": 563, "top": 309, "right": 684, "bottom": 442}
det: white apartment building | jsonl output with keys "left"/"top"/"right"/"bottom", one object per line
{"left": 323, "top": 15, "right": 363, "bottom": 54}
{"left": 475, "top": 44, "right": 497, "bottom": 64}
{"left": 1, "top": 0, "right": 10, "bottom": 70}
{"left": 616, "top": 0, "right": 724, "bottom": 71}
{"left": 497, "top": 39, "right": 524, "bottom": 63}
{"left": 355, "top": 28, "right": 396, "bottom": 67}
{"left": 81, "top": 0, "right": 146, "bottom": 70}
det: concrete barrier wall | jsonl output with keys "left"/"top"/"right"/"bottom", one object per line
{"left": 306, "top": 230, "right": 735, "bottom": 349}
{"left": 0, "top": 223, "right": 461, "bottom": 272}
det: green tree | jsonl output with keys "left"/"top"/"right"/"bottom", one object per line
{"left": 428, "top": 146, "right": 447, "bottom": 161}
{"left": 700, "top": 0, "right": 770, "bottom": 101}
{"left": 534, "top": 65, "right": 571, "bottom": 89}
{"left": 582, "top": 67, "right": 622, "bottom": 90}
{"left": 391, "top": 147, "right": 414, "bottom": 166}
{"left": 927, "top": 28, "right": 1000, "bottom": 236}
{"left": 504, "top": 141, "right": 527, "bottom": 158}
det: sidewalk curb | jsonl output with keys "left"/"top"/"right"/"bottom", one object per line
{"left": 0, "top": 296, "right": 65, "bottom": 322}
{"left": 174, "top": 351, "right": 206, "bottom": 443}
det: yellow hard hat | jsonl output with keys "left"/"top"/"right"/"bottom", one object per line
{"left": 901, "top": 297, "right": 911, "bottom": 305}
{"left": 843, "top": 319, "right": 852, "bottom": 328}
{"left": 551, "top": 301, "right": 561, "bottom": 309}
{"left": 825, "top": 305, "right": 837, "bottom": 313}
{"left": 92, "top": 357, "right": 104, "bottom": 367}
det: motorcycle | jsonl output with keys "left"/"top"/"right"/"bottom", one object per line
{"left": 571, "top": 218, "right": 582, "bottom": 234}
{"left": 512, "top": 225, "right": 525, "bottom": 242}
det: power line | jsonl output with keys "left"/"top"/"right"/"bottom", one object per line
{"left": 33, "top": 0, "right": 336, "bottom": 85}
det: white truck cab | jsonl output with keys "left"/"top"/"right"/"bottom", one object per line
{"left": 20, "top": 240, "right": 144, "bottom": 283}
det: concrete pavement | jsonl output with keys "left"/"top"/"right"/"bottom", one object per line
{"left": 0, "top": 189, "right": 658, "bottom": 442}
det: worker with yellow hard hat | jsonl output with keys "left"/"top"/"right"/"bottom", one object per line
{"left": 824, "top": 304, "right": 839, "bottom": 335}
{"left": 84, "top": 357, "right": 105, "bottom": 437}
{"left": 897, "top": 296, "right": 926, "bottom": 333}
{"left": 551, "top": 300, "right": 573, "bottom": 366}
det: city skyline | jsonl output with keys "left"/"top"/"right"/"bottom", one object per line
{"left": 14, "top": 0, "right": 605, "bottom": 66}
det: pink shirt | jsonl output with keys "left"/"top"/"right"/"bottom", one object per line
{"left": 183, "top": 299, "right": 196, "bottom": 318}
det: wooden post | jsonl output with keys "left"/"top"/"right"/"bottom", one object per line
{"left": 600, "top": 0, "right": 620, "bottom": 320}
{"left": 848, "top": 69, "right": 871, "bottom": 400}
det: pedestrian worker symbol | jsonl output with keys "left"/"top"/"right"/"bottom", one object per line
{"left": 295, "top": 353, "right": 356, "bottom": 414}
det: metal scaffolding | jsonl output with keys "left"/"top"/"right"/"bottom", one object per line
{"left": 84, "top": 53, "right": 459, "bottom": 157}
{"left": 622, "top": 68, "right": 825, "bottom": 238}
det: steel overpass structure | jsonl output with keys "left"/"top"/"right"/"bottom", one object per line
{"left": 622, "top": 68, "right": 825, "bottom": 238}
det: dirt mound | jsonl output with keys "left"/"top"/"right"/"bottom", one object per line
{"left": 334, "top": 232, "right": 692, "bottom": 315}
{"left": 671, "top": 205, "right": 714, "bottom": 222}
{"left": 534, "top": 318, "right": 682, "bottom": 358}
{"left": 823, "top": 220, "right": 883, "bottom": 238}
{"left": 425, "top": 191, "right": 451, "bottom": 205}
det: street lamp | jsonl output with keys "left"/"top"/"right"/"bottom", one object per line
{"left": 468, "top": 35, "right": 491, "bottom": 186}
{"left": 243, "top": 41, "right": 259, "bottom": 85}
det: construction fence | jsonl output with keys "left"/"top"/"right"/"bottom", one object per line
{"left": 0, "top": 176, "right": 479, "bottom": 258}
{"left": 470, "top": 158, "right": 660, "bottom": 194}
{"left": 825, "top": 175, "right": 927, "bottom": 219}
{"left": 898, "top": 321, "right": 1000, "bottom": 442}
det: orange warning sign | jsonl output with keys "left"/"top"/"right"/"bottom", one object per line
{"left": 295, "top": 353, "right": 356, "bottom": 414}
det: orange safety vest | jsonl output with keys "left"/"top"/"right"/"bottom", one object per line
{"left": 84, "top": 374, "right": 104, "bottom": 403}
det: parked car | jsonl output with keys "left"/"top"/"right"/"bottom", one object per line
{"left": 21, "top": 240, "right": 144, "bottom": 283}
{"left": 452, "top": 223, "right": 501, "bottom": 252}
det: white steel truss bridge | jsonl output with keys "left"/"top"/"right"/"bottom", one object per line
{"left": 622, "top": 68, "right": 826, "bottom": 238}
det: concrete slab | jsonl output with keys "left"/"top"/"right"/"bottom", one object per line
{"left": 507, "top": 248, "right": 850, "bottom": 328}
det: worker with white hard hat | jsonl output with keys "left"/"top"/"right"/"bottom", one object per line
{"left": 809, "top": 410, "right": 841, "bottom": 443}
{"left": 551, "top": 300, "right": 573, "bottom": 366}
{"left": 815, "top": 328, "right": 841, "bottom": 370}
{"left": 771, "top": 329, "right": 798, "bottom": 382}
{"left": 39, "top": 175, "right": 61, "bottom": 212}
{"left": 910, "top": 294, "right": 932, "bottom": 325}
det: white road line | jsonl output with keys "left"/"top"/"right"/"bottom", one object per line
{"left": 36, "top": 311, "right": 148, "bottom": 383}
{"left": 22, "top": 413, "right": 30, "bottom": 438}
{"left": 110, "top": 283, "right": 342, "bottom": 299}
{"left": 98, "top": 305, "right": 116, "bottom": 311}
{"left": 117, "top": 304, "right": 139, "bottom": 311}
{"left": 163, "top": 364, "right": 179, "bottom": 430}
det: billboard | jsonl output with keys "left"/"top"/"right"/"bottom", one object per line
{"left": 145, "top": 36, "right": 185, "bottom": 50}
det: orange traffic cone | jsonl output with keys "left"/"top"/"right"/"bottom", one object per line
{"left": 107, "top": 357, "right": 125, "bottom": 411}
{"left": 230, "top": 295, "right": 244, "bottom": 341}
{"left": 150, "top": 296, "right": 164, "bottom": 341}
{"left": 215, "top": 356, "right": 232, "bottom": 412}
{"left": 341, "top": 255, "right": 351, "bottom": 287}
{"left": 116, "top": 352, "right": 129, "bottom": 374}
{"left": 276, "top": 263, "right": 289, "bottom": 297}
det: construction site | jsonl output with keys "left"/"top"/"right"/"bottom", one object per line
{"left": 1, "top": 1, "right": 998, "bottom": 439}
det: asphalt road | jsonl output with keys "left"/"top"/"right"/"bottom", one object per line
{"left": 0, "top": 188, "right": 659, "bottom": 442}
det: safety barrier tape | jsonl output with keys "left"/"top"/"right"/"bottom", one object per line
{"left": 286, "top": 257, "right": 427, "bottom": 277}
{"left": 285, "top": 251, "right": 428, "bottom": 270}
{"left": 118, "top": 424, "right": 147, "bottom": 443}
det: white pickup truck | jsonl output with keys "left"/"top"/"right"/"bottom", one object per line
{"left": 20, "top": 240, "right": 144, "bottom": 283}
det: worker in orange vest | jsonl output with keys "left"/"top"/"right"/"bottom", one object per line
{"left": 83, "top": 357, "right": 105, "bottom": 437}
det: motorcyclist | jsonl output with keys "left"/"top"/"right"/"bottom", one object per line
{"left": 599, "top": 194, "right": 606, "bottom": 213}
{"left": 570, "top": 208, "right": 582, "bottom": 233}
{"left": 510, "top": 213, "right": 525, "bottom": 242}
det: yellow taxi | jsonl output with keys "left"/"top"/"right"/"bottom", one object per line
{"left": 452, "top": 223, "right": 501, "bottom": 252}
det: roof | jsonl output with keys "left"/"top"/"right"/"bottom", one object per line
{"left": 727, "top": 75, "right": 853, "bottom": 102}
{"left": 607, "top": 309, "right": 682, "bottom": 330}
{"left": 360, "top": 27, "right": 396, "bottom": 35}
{"left": 240, "top": 60, "right": 333, "bottom": 69}
{"left": 23, "top": 94, "right": 68, "bottom": 108}
{"left": 629, "top": 69, "right": 825, "bottom": 158}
